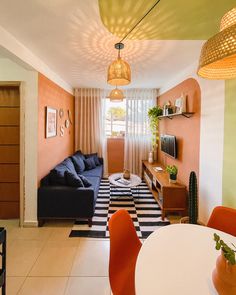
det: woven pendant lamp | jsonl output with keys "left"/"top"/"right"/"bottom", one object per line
{"left": 197, "top": 7, "right": 236, "bottom": 79}
{"left": 107, "top": 87, "right": 125, "bottom": 102}
{"left": 107, "top": 43, "right": 131, "bottom": 86}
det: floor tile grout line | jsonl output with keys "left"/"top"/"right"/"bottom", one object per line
{"left": 24, "top": 238, "right": 49, "bottom": 278}
{"left": 15, "top": 276, "right": 27, "bottom": 295}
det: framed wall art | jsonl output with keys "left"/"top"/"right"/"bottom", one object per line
{"left": 46, "top": 107, "right": 57, "bottom": 138}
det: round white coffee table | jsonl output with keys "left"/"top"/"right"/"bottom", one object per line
{"left": 108, "top": 173, "right": 142, "bottom": 197}
{"left": 109, "top": 173, "right": 142, "bottom": 188}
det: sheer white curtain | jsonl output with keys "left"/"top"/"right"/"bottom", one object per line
{"left": 124, "top": 89, "right": 157, "bottom": 176}
{"left": 75, "top": 88, "right": 108, "bottom": 176}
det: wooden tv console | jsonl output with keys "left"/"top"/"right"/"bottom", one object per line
{"left": 142, "top": 161, "right": 187, "bottom": 220}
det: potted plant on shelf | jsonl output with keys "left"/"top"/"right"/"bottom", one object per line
{"left": 148, "top": 106, "right": 163, "bottom": 163}
{"left": 212, "top": 233, "right": 236, "bottom": 295}
{"left": 166, "top": 165, "right": 178, "bottom": 183}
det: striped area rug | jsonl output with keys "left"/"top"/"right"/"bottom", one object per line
{"left": 69, "top": 179, "right": 170, "bottom": 239}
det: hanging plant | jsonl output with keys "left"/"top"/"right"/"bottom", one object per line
{"left": 148, "top": 106, "right": 163, "bottom": 150}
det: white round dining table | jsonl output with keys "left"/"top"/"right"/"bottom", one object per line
{"left": 135, "top": 223, "right": 236, "bottom": 295}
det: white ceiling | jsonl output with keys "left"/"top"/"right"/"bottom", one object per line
{"left": 0, "top": 0, "right": 204, "bottom": 89}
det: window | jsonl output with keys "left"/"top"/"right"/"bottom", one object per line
{"left": 105, "top": 99, "right": 126, "bottom": 137}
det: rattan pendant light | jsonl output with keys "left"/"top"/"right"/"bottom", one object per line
{"left": 107, "top": 43, "right": 131, "bottom": 86}
{"left": 107, "top": 0, "right": 161, "bottom": 86}
{"left": 198, "top": 7, "right": 236, "bottom": 79}
{"left": 107, "top": 86, "right": 125, "bottom": 102}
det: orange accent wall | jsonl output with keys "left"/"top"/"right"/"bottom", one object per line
{"left": 107, "top": 138, "right": 124, "bottom": 174}
{"left": 38, "top": 73, "right": 74, "bottom": 184}
{"left": 157, "top": 78, "right": 201, "bottom": 187}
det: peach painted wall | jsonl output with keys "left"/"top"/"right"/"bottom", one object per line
{"left": 157, "top": 78, "right": 201, "bottom": 187}
{"left": 38, "top": 73, "right": 74, "bottom": 184}
{"left": 107, "top": 138, "right": 124, "bottom": 174}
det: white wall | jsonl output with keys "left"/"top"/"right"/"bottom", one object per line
{"left": 159, "top": 61, "right": 225, "bottom": 224}
{"left": 0, "top": 25, "right": 73, "bottom": 94}
{"left": 0, "top": 58, "right": 38, "bottom": 225}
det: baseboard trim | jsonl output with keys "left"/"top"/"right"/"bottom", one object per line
{"left": 23, "top": 220, "right": 38, "bottom": 227}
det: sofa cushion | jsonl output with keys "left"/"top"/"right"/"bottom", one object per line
{"left": 84, "top": 157, "right": 96, "bottom": 170}
{"left": 71, "top": 153, "right": 85, "bottom": 174}
{"left": 81, "top": 165, "right": 103, "bottom": 179}
{"left": 75, "top": 150, "right": 86, "bottom": 160}
{"left": 85, "top": 153, "right": 101, "bottom": 166}
{"left": 93, "top": 156, "right": 101, "bottom": 166}
{"left": 78, "top": 175, "right": 92, "bottom": 187}
{"left": 62, "top": 158, "right": 77, "bottom": 175}
{"left": 84, "top": 176, "right": 100, "bottom": 195}
{"left": 65, "top": 171, "right": 84, "bottom": 187}
{"left": 49, "top": 163, "right": 68, "bottom": 185}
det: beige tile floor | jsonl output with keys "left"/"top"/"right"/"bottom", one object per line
{"left": 0, "top": 215, "right": 180, "bottom": 295}
{"left": 0, "top": 220, "right": 111, "bottom": 295}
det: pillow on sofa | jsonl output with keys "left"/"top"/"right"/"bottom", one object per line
{"left": 75, "top": 150, "right": 85, "bottom": 160}
{"left": 84, "top": 157, "right": 96, "bottom": 170}
{"left": 49, "top": 163, "right": 68, "bottom": 185}
{"left": 78, "top": 174, "right": 92, "bottom": 187}
{"left": 65, "top": 171, "right": 84, "bottom": 187}
{"left": 71, "top": 153, "right": 85, "bottom": 174}
{"left": 85, "top": 153, "right": 101, "bottom": 166}
{"left": 62, "top": 158, "right": 77, "bottom": 175}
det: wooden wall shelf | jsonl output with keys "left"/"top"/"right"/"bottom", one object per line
{"left": 158, "top": 112, "right": 194, "bottom": 120}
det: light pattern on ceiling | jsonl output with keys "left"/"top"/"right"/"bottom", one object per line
{"left": 98, "top": 0, "right": 235, "bottom": 40}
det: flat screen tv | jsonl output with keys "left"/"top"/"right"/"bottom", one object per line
{"left": 160, "top": 134, "right": 177, "bottom": 158}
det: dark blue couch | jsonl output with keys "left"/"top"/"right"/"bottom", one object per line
{"left": 37, "top": 151, "right": 103, "bottom": 227}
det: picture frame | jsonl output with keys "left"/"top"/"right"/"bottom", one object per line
{"left": 46, "top": 107, "right": 57, "bottom": 138}
{"left": 175, "top": 94, "right": 186, "bottom": 114}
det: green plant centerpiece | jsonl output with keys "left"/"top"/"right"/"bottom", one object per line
{"left": 212, "top": 233, "right": 236, "bottom": 295}
{"left": 214, "top": 233, "right": 236, "bottom": 265}
{"left": 166, "top": 165, "right": 178, "bottom": 183}
{"left": 148, "top": 106, "right": 163, "bottom": 152}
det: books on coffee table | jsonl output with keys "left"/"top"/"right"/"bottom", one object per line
{"left": 116, "top": 178, "right": 131, "bottom": 185}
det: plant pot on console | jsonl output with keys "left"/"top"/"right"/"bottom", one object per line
{"left": 169, "top": 173, "right": 177, "bottom": 183}
{"left": 166, "top": 165, "right": 178, "bottom": 184}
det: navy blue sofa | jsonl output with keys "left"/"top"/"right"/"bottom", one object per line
{"left": 37, "top": 151, "right": 103, "bottom": 227}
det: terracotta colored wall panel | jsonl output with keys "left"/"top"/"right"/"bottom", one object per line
{"left": 157, "top": 78, "right": 201, "bottom": 187}
{"left": 38, "top": 73, "right": 75, "bottom": 184}
{"left": 107, "top": 138, "right": 124, "bottom": 174}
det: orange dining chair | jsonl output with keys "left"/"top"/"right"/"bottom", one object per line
{"left": 207, "top": 206, "right": 236, "bottom": 236}
{"left": 109, "top": 209, "right": 142, "bottom": 295}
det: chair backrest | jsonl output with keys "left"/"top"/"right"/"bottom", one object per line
{"left": 109, "top": 209, "right": 142, "bottom": 295}
{"left": 207, "top": 206, "right": 236, "bottom": 236}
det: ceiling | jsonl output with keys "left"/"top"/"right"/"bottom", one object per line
{"left": 0, "top": 0, "right": 233, "bottom": 89}
{"left": 99, "top": 0, "right": 235, "bottom": 40}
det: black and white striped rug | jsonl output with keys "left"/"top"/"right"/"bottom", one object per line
{"left": 69, "top": 179, "right": 170, "bottom": 239}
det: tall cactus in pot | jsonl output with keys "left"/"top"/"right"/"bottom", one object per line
{"left": 188, "top": 171, "right": 198, "bottom": 224}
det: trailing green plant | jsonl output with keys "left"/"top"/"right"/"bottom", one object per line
{"left": 188, "top": 171, "right": 198, "bottom": 224}
{"left": 166, "top": 165, "right": 178, "bottom": 175}
{"left": 148, "top": 106, "right": 163, "bottom": 150}
{"left": 214, "top": 233, "right": 236, "bottom": 265}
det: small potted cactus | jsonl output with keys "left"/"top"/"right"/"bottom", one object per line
{"left": 166, "top": 165, "right": 178, "bottom": 183}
